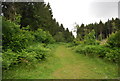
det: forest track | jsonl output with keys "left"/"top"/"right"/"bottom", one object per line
{"left": 51, "top": 45, "right": 117, "bottom": 79}
{"left": 3, "top": 44, "right": 117, "bottom": 79}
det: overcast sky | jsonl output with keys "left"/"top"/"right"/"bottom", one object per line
{"left": 44, "top": 0, "right": 119, "bottom": 36}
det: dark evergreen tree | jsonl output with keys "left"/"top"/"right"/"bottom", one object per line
{"left": 2, "top": 2, "right": 75, "bottom": 42}
{"left": 76, "top": 18, "right": 120, "bottom": 41}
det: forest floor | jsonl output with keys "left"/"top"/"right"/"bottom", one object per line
{"left": 3, "top": 44, "right": 118, "bottom": 79}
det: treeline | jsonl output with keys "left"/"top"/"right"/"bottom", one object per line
{"left": 72, "top": 18, "right": 120, "bottom": 63}
{"left": 76, "top": 18, "right": 120, "bottom": 40}
{"left": 2, "top": 2, "right": 74, "bottom": 42}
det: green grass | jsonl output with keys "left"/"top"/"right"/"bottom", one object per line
{"left": 2, "top": 43, "right": 61, "bottom": 79}
{"left": 2, "top": 43, "right": 118, "bottom": 79}
{"left": 73, "top": 54, "right": 118, "bottom": 79}
{"left": 52, "top": 45, "right": 118, "bottom": 79}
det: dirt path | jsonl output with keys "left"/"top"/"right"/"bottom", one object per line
{"left": 51, "top": 45, "right": 117, "bottom": 79}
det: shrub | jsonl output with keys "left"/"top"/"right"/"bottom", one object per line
{"left": 17, "top": 50, "right": 37, "bottom": 63}
{"left": 84, "top": 30, "right": 97, "bottom": 45}
{"left": 75, "top": 45, "right": 119, "bottom": 63}
{"left": 107, "top": 31, "right": 120, "bottom": 47}
{"left": 73, "top": 39, "right": 84, "bottom": 46}
{"left": 34, "top": 29, "right": 55, "bottom": 44}
{"left": 76, "top": 45, "right": 109, "bottom": 57}
{"left": 2, "top": 19, "right": 55, "bottom": 52}
{"left": 2, "top": 18, "right": 20, "bottom": 51}
{"left": 2, "top": 44, "right": 50, "bottom": 69}
{"left": 10, "top": 30, "right": 35, "bottom": 52}
{"left": 25, "top": 44, "right": 50, "bottom": 61}
{"left": 2, "top": 49, "right": 18, "bottom": 69}
{"left": 105, "top": 48, "right": 120, "bottom": 63}
{"left": 2, "top": 18, "right": 54, "bottom": 70}
{"left": 2, "top": 19, "right": 35, "bottom": 52}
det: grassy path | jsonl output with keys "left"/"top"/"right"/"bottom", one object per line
{"left": 3, "top": 44, "right": 118, "bottom": 79}
{"left": 51, "top": 45, "right": 118, "bottom": 79}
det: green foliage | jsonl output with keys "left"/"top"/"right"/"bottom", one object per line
{"left": 84, "top": 30, "right": 97, "bottom": 45}
{"left": 107, "top": 31, "right": 120, "bottom": 47}
{"left": 76, "top": 45, "right": 107, "bottom": 57}
{"left": 2, "top": 44, "right": 50, "bottom": 69}
{"left": 72, "top": 39, "right": 84, "bottom": 46}
{"left": 76, "top": 18, "right": 120, "bottom": 40}
{"left": 2, "top": 2, "right": 74, "bottom": 43}
{"left": 2, "top": 49, "right": 18, "bottom": 69}
{"left": 75, "top": 45, "right": 119, "bottom": 63}
{"left": 2, "top": 19, "right": 35, "bottom": 52}
{"left": 2, "top": 2, "right": 120, "bottom": 76}
{"left": 2, "top": 18, "right": 55, "bottom": 51}
{"left": 14, "top": 14, "right": 21, "bottom": 24}
{"left": 105, "top": 48, "right": 120, "bottom": 63}
{"left": 2, "top": 18, "right": 54, "bottom": 70}
{"left": 98, "top": 34, "right": 102, "bottom": 41}
{"left": 26, "top": 44, "right": 50, "bottom": 60}
{"left": 34, "top": 29, "right": 55, "bottom": 44}
{"left": 96, "top": 40, "right": 100, "bottom": 45}
{"left": 10, "top": 30, "right": 35, "bottom": 52}
{"left": 75, "top": 24, "right": 120, "bottom": 63}
{"left": 54, "top": 32, "right": 65, "bottom": 42}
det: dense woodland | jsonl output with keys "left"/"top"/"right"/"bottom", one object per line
{"left": 2, "top": 2, "right": 74, "bottom": 43}
{"left": 76, "top": 18, "right": 120, "bottom": 41}
{"left": 1, "top": 1, "right": 120, "bottom": 79}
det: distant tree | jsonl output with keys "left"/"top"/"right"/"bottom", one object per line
{"left": 76, "top": 18, "right": 120, "bottom": 40}
{"left": 114, "top": 18, "right": 120, "bottom": 30}
{"left": 54, "top": 32, "right": 65, "bottom": 42}
{"left": 77, "top": 23, "right": 85, "bottom": 40}
{"left": 107, "top": 30, "right": 120, "bottom": 47}
{"left": 63, "top": 28, "right": 74, "bottom": 42}
{"left": 84, "top": 30, "right": 96, "bottom": 45}
{"left": 98, "top": 20, "right": 104, "bottom": 39}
